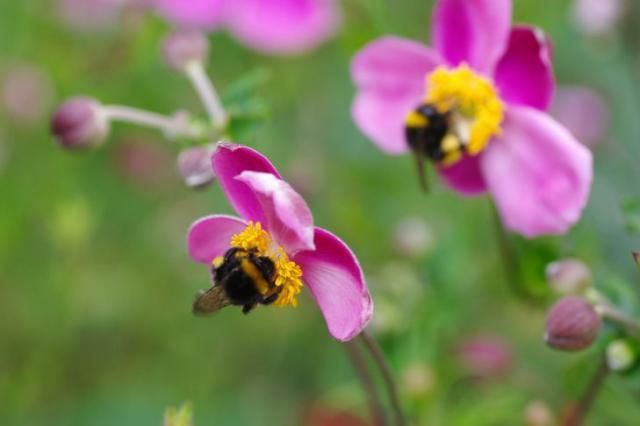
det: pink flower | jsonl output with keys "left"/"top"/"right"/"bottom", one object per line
{"left": 154, "top": 0, "right": 340, "bottom": 55}
{"left": 187, "top": 142, "right": 373, "bottom": 341}
{"left": 350, "top": 0, "right": 592, "bottom": 238}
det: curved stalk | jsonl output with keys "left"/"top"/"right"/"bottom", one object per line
{"left": 344, "top": 341, "right": 387, "bottom": 426}
{"left": 184, "top": 62, "right": 228, "bottom": 129}
{"left": 102, "top": 105, "right": 196, "bottom": 140}
{"left": 360, "top": 331, "right": 406, "bottom": 426}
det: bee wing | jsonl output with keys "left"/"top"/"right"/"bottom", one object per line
{"left": 193, "top": 285, "right": 230, "bottom": 316}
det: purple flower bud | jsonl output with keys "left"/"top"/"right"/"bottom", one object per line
{"left": 51, "top": 97, "right": 109, "bottom": 149}
{"left": 162, "top": 30, "right": 208, "bottom": 71}
{"left": 545, "top": 296, "right": 601, "bottom": 351}
{"left": 545, "top": 258, "right": 592, "bottom": 295}
{"left": 177, "top": 145, "right": 216, "bottom": 188}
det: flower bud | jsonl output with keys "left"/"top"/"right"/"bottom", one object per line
{"left": 545, "top": 296, "right": 601, "bottom": 351}
{"left": 606, "top": 339, "right": 636, "bottom": 372}
{"left": 51, "top": 97, "right": 109, "bottom": 149}
{"left": 177, "top": 145, "right": 216, "bottom": 188}
{"left": 162, "top": 30, "right": 208, "bottom": 71}
{"left": 545, "top": 258, "right": 592, "bottom": 295}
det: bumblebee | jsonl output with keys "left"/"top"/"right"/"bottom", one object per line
{"left": 405, "top": 104, "right": 464, "bottom": 192}
{"left": 193, "top": 247, "right": 282, "bottom": 315}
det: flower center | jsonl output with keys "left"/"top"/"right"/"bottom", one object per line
{"left": 229, "top": 221, "right": 303, "bottom": 307}
{"left": 425, "top": 64, "right": 504, "bottom": 156}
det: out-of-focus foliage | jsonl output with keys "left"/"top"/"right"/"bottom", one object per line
{"left": 2, "top": 0, "right": 640, "bottom": 425}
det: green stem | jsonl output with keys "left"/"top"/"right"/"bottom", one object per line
{"left": 563, "top": 358, "right": 609, "bottom": 426}
{"left": 344, "top": 341, "right": 387, "bottom": 426}
{"left": 491, "top": 204, "right": 529, "bottom": 300}
{"left": 596, "top": 304, "right": 640, "bottom": 339}
{"left": 360, "top": 331, "right": 406, "bottom": 426}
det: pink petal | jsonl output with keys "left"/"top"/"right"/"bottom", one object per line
{"left": 235, "top": 171, "right": 315, "bottom": 255}
{"left": 212, "top": 142, "right": 281, "bottom": 224}
{"left": 227, "top": 0, "right": 339, "bottom": 54}
{"left": 432, "top": 0, "right": 511, "bottom": 74}
{"left": 187, "top": 215, "right": 247, "bottom": 264}
{"left": 494, "top": 26, "right": 555, "bottom": 111}
{"left": 293, "top": 227, "right": 373, "bottom": 341}
{"left": 437, "top": 154, "right": 487, "bottom": 195}
{"left": 481, "top": 106, "right": 592, "bottom": 238}
{"left": 351, "top": 37, "right": 442, "bottom": 154}
{"left": 154, "top": 0, "right": 227, "bottom": 29}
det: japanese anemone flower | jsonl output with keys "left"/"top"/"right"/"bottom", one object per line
{"left": 187, "top": 143, "right": 373, "bottom": 341}
{"left": 350, "top": 0, "right": 592, "bottom": 238}
{"left": 154, "top": 0, "right": 340, "bottom": 55}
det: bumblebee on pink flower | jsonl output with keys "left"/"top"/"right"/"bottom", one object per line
{"left": 187, "top": 143, "right": 373, "bottom": 342}
{"left": 351, "top": 0, "right": 592, "bottom": 238}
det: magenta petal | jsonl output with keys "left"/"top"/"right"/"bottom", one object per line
{"left": 494, "top": 26, "right": 555, "bottom": 111}
{"left": 227, "top": 0, "right": 339, "bottom": 54}
{"left": 235, "top": 171, "right": 315, "bottom": 255}
{"left": 433, "top": 0, "right": 511, "bottom": 74}
{"left": 212, "top": 142, "right": 281, "bottom": 224}
{"left": 351, "top": 36, "right": 442, "bottom": 154}
{"left": 155, "top": 0, "right": 227, "bottom": 29}
{"left": 293, "top": 227, "right": 373, "bottom": 341}
{"left": 437, "top": 154, "right": 487, "bottom": 195}
{"left": 481, "top": 106, "right": 593, "bottom": 238}
{"left": 187, "top": 215, "right": 247, "bottom": 264}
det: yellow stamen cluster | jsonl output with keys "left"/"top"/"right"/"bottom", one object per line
{"left": 230, "top": 221, "right": 303, "bottom": 308}
{"left": 426, "top": 64, "right": 504, "bottom": 155}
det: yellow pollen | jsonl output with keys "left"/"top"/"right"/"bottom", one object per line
{"left": 230, "top": 221, "right": 303, "bottom": 308}
{"left": 425, "top": 64, "right": 504, "bottom": 155}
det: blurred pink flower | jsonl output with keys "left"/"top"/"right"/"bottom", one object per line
{"left": 187, "top": 143, "right": 372, "bottom": 341}
{"left": 456, "top": 335, "right": 513, "bottom": 380}
{"left": 350, "top": 0, "right": 592, "bottom": 238}
{"left": 112, "top": 136, "right": 175, "bottom": 190}
{"left": 55, "top": 0, "right": 147, "bottom": 32}
{"left": 1, "top": 64, "right": 53, "bottom": 124}
{"left": 571, "top": 0, "right": 624, "bottom": 36}
{"left": 154, "top": 0, "right": 340, "bottom": 55}
{"left": 551, "top": 86, "right": 609, "bottom": 149}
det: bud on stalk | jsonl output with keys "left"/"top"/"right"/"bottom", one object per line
{"left": 545, "top": 296, "right": 601, "bottom": 352}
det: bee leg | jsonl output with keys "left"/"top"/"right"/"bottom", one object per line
{"left": 413, "top": 146, "right": 429, "bottom": 194}
{"left": 262, "top": 293, "right": 279, "bottom": 306}
{"left": 261, "top": 286, "right": 283, "bottom": 306}
{"left": 242, "top": 303, "right": 257, "bottom": 314}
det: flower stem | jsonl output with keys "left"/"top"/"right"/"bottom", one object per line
{"left": 360, "top": 331, "right": 406, "bottom": 426}
{"left": 184, "top": 62, "right": 228, "bottom": 129}
{"left": 101, "top": 105, "right": 195, "bottom": 140}
{"left": 491, "top": 204, "right": 530, "bottom": 300}
{"left": 563, "top": 358, "right": 609, "bottom": 426}
{"left": 596, "top": 304, "right": 640, "bottom": 338}
{"left": 344, "top": 341, "right": 387, "bottom": 426}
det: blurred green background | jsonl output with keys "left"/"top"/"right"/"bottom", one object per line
{"left": 2, "top": 0, "right": 640, "bottom": 425}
